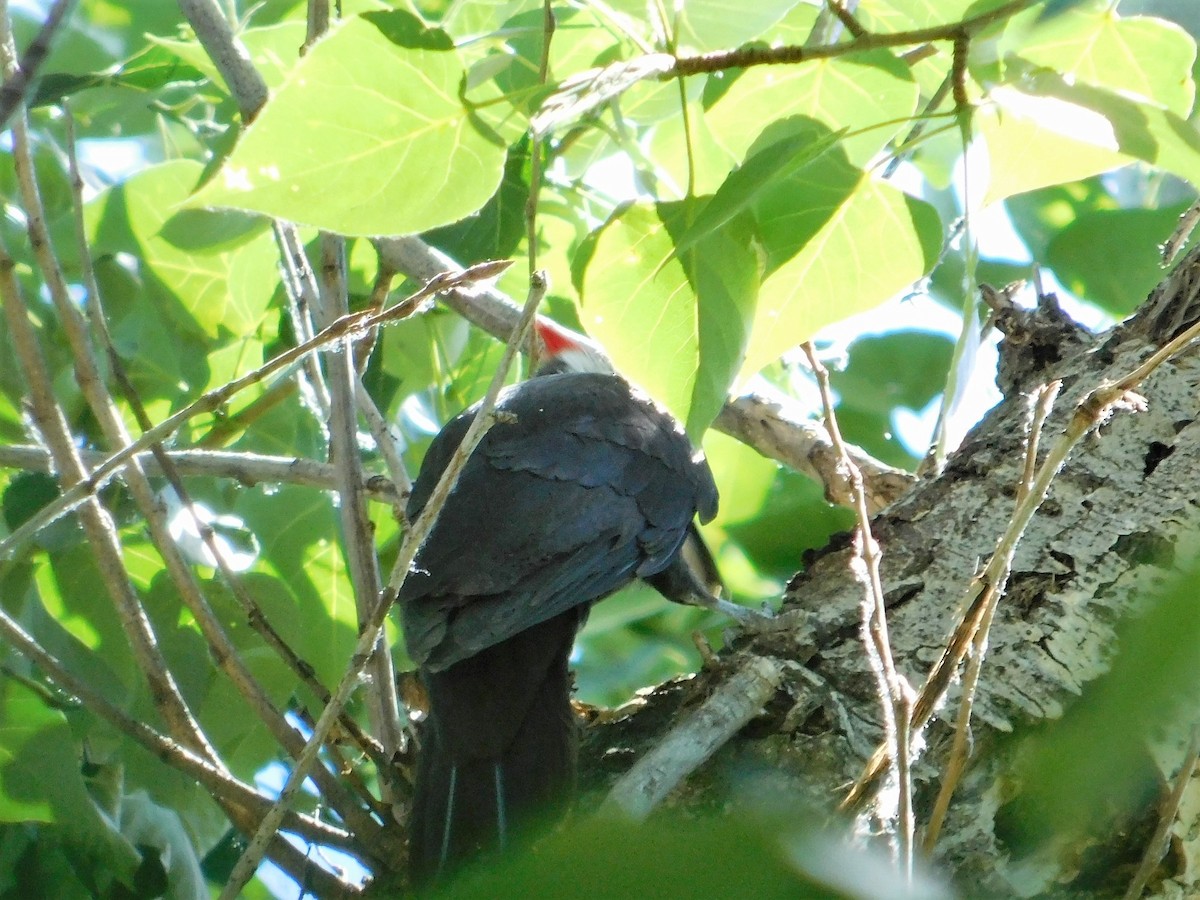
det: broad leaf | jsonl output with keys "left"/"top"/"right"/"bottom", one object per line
{"left": 744, "top": 139, "right": 942, "bottom": 382}
{"left": 0, "top": 682, "right": 89, "bottom": 824}
{"left": 1047, "top": 204, "right": 1189, "bottom": 316}
{"left": 706, "top": 51, "right": 918, "bottom": 167}
{"left": 1001, "top": 2, "right": 1196, "bottom": 115}
{"left": 193, "top": 12, "right": 507, "bottom": 236}
{"left": 579, "top": 201, "right": 758, "bottom": 434}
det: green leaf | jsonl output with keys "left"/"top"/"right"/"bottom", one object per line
{"left": 446, "top": 808, "right": 951, "bottom": 899}
{"left": 706, "top": 52, "right": 919, "bottom": 167}
{"left": 743, "top": 140, "right": 942, "bottom": 382}
{"left": 667, "top": 206, "right": 760, "bottom": 435}
{"left": 0, "top": 681, "right": 89, "bottom": 824}
{"left": 676, "top": 0, "right": 801, "bottom": 52}
{"left": 423, "top": 141, "right": 530, "bottom": 264}
{"left": 1001, "top": 2, "right": 1197, "bottom": 115}
{"left": 1046, "top": 204, "right": 1189, "bottom": 317}
{"left": 830, "top": 330, "right": 956, "bottom": 416}
{"left": 702, "top": 431, "right": 778, "bottom": 528}
{"left": 579, "top": 200, "right": 759, "bottom": 433}
{"left": 726, "top": 467, "right": 852, "bottom": 580}
{"left": 861, "top": 0, "right": 1015, "bottom": 31}
{"left": 192, "top": 11, "right": 507, "bottom": 236}
{"left": 236, "top": 487, "right": 359, "bottom": 687}
{"left": 980, "top": 76, "right": 1200, "bottom": 203}
{"left": 977, "top": 87, "right": 1131, "bottom": 204}
{"left": 829, "top": 330, "right": 955, "bottom": 465}
{"left": 579, "top": 203, "right": 698, "bottom": 426}
{"left": 668, "top": 123, "right": 844, "bottom": 262}
{"left": 88, "top": 160, "right": 279, "bottom": 341}
{"left": 1003, "top": 177, "right": 1116, "bottom": 261}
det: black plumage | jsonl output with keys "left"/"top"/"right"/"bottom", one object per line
{"left": 399, "top": 368, "right": 718, "bottom": 886}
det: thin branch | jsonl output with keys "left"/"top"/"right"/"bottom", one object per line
{"left": 177, "top": 0, "right": 268, "bottom": 120}
{"left": 303, "top": 0, "right": 330, "bottom": 54}
{"left": 1162, "top": 199, "right": 1200, "bottom": 265}
{"left": 531, "top": 0, "right": 1036, "bottom": 135}
{"left": 523, "top": 0, "right": 554, "bottom": 372}
{"left": 220, "top": 270, "right": 550, "bottom": 898}
{"left": 315, "top": 230, "right": 407, "bottom": 797}
{"left": 602, "top": 655, "right": 784, "bottom": 820}
{"left": 273, "top": 220, "right": 334, "bottom": 426}
{"left": 1124, "top": 727, "right": 1200, "bottom": 900}
{"left": 825, "top": 0, "right": 867, "bottom": 40}
{"left": 0, "top": 445, "right": 404, "bottom": 503}
{"left": 922, "top": 381, "right": 1059, "bottom": 851}
{"left": 671, "top": 0, "right": 1031, "bottom": 76}
{"left": 0, "top": 261, "right": 509, "bottom": 560}
{"left": 61, "top": 108, "right": 390, "bottom": 831}
{"left": 715, "top": 392, "right": 915, "bottom": 513}
{"left": 804, "top": 342, "right": 913, "bottom": 876}
{"left": 0, "top": 23, "right": 216, "bottom": 769}
{"left": 0, "top": 0, "right": 75, "bottom": 130}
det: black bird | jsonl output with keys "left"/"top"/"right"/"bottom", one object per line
{"left": 399, "top": 320, "right": 737, "bottom": 886}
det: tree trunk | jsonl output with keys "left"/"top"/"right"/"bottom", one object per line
{"left": 579, "top": 243, "right": 1200, "bottom": 899}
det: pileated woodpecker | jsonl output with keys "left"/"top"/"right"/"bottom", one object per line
{"left": 399, "top": 320, "right": 733, "bottom": 886}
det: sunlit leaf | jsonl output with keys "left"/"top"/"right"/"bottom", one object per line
{"left": 578, "top": 200, "right": 758, "bottom": 433}
{"left": 1001, "top": 1, "right": 1196, "bottom": 115}
{"left": 743, "top": 139, "right": 942, "bottom": 383}
{"left": 706, "top": 52, "right": 919, "bottom": 167}
{"left": 193, "top": 12, "right": 507, "bottom": 236}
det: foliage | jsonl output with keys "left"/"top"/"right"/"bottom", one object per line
{"left": 0, "top": 0, "right": 1197, "bottom": 896}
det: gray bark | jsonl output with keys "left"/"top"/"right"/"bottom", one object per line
{"left": 580, "top": 244, "right": 1200, "bottom": 899}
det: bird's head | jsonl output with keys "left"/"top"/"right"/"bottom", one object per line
{"left": 534, "top": 319, "right": 613, "bottom": 376}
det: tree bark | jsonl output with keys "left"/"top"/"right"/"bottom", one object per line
{"left": 579, "top": 243, "right": 1200, "bottom": 899}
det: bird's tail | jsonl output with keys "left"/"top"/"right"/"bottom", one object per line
{"left": 407, "top": 608, "right": 584, "bottom": 888}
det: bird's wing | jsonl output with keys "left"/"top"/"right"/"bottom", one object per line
{"left": 399, "top": 373, "right": 714, "bottom": 670}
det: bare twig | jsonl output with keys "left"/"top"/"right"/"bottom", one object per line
{"left": 177, "top": 0, "right": 268, "bottom": 120}
{"left": 315, "top": 230, "right": 407, "bottom": 797}
{"left": 532, "top": 0, "right": 1035, "bottom": 135}
{"left": 523, "top": 0, "right": 554, "bottom": 373}
{"left": 0, "top": 15, "right": 217, "bottom": 768}
{"left": 1162, "top": 200, "right": 1200, "bottom": 265}
{"left": 672, "top": 0, "right": 1030, "bottom": 75}
{"left": 804, "top": 342, "right": 914, "bottom": 876}
{"left": 61, "top": 110, "right": 391, "bottom": 813}
{"left": 825, "top": 0, "right": 866, "bottom": 40}
{"left": 0, "top": 0, "right": 75, "bottom": 129}
{"left": 0, "top": 249, "right": 219, "bottom": 752}
{"left": 0, "top": 444, "right": 404, "bottom": 503}
{"left": 716, "top": 393, "right": 915, "bottom": 512}
{"left": 1124, "top": 728, "right": 1200, "bottom": 900}
{"left": 273, "top": 220, "right": 334, "bottom": 425}
{"left": 602, "top": 655, "right": 784, "bottom": 819}
{"left": 0, "top": 262, "right": 508, "bottom": 560}
{"left": 922, "top": 381, "right": 1059, "bottom": 851}
{"left": 303, "top": 0, "right": 330, "bottom": 54}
